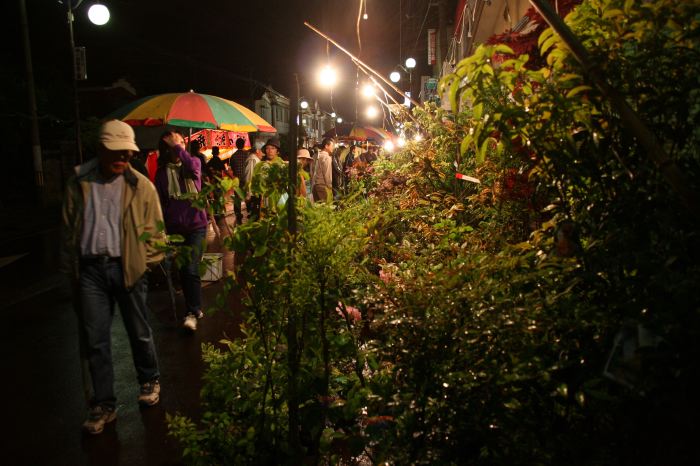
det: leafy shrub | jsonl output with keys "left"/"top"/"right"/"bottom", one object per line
{"left": 170, "top": 1, "right": 700, "bottom": 464}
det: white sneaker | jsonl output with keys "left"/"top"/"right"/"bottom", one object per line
{"left": 183, "top": 314, "right": 197, "bottom": 332}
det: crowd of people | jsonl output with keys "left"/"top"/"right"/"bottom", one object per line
{"left": 60, "top": 120, "right": 382, "bottom": 435}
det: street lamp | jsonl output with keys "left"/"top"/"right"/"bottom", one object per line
{"left": 299, "top": 99, "right": 309, "bottom": 109}
{"left": 87, "top": 3, "right": 110, "bottom": 25}
{"left": 337, "top": 117, "right": 343, "bottom": 124}
{"left": 365, "top": 105, "right": 379, "bottom": 119}
{"left": 361, "top": 83, "right": 375, "bottom": 99}
{"left": 67, "top": 0, "right": 111, "bottom": 164}
{"left": 318, "top": 65, "right": 338, "bottom": 88}
{"left": 389, "top": 71, "right": 401, "bottom": 83}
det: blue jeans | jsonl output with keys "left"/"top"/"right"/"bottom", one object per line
{"left": 79, "top": 258, "right": 159, "bottom": 409}
{"left": 179, "top": 228, "right": 206, "bottom": 316}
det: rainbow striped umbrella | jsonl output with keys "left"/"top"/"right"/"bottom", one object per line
{"left": 323, "top": 123, "right": 393, "bottom": 142}
{"left": 109, "top": 91, "right": 276, "bottom": 133}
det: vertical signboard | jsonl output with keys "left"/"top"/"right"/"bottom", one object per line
{"left": 74, "top": 46, "right": 87, "bottom": 80}
{"left": 428, "top": 28, "right": 437, "bottom": 65}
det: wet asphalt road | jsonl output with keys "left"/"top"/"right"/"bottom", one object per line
{"left": 0, "top": 216, "right": 243, "bottom": 465}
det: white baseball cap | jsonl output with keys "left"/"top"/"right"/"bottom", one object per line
{"left": 99, "top": 119, "right": 139, "bottom": 152}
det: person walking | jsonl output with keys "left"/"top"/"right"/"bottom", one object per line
{"left": 228, "top": 138, "right": 248, "bottom": 225}
{"left": 243, "top": 141, "right": 263, "bottom": 221}
{"left": 312, "top": 137, "right": 334, "bottom": 202}
{"left": 60, "top": 120, "right": 166, "bottom": 435}
{"left": 297, "top": 148, "right": 314, "bottom": 202}
{"left": 331, "top": 144, "right": 346, "bottom": 199}
{"left": 206, "top": 146, "right": 227, "bottom": 179}
{"left": 154, "top": 131, "right": 208, "bottom": 332}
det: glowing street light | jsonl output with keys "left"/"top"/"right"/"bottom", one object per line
{"left": 389, "top": 71, "right": 401, "bottom": 83}
{"left": 405, "top": 57, "right": 416, "bottom": 69}
{"left": 337, "top": 117, "right": 343, "bottom": 123}
{"left": 331, "top": 112, "right": 336, "bottom": 118}
{"left": 66, "top": 0, "right": 111, "bottom": 163}
{"left": 383, "top": 140, "right": 395, "bottom": 152}
{"left": 365, "top": 105, "right": 379, "bottom": 119}
{"left": 318, "top": 65, "right": 338, "bottom": 88}
{"left": 300, "top": 99, "right": 309, "bottom": 109}
{"left": 87, "top": 3, "right": 110, "bottom": 25}
{"left": 361, "top": 83, "right": 375, "bottom": 99}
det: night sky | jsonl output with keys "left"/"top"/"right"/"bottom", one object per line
{"left": 8, "top": 0, "right": 432, "bottom": 123}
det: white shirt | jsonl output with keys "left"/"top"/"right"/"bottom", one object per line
{"left": 80, "top": 174, "right": 124, "bottom": 257}
{"left": 243, "top": 153, "right": 261, "bottom": 196}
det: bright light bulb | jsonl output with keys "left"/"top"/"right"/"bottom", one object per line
{"left": 318, "top": 65, "right": 338, "bottom": 88}
{"left": 389, "top": 71, "right": 401, "bottom": 83}
{"left": 88, "top": 4, "right": 110, "bottom": 26}
{"left": 361, "top": 83, "right": 375, "bottom": 98}
{"left": 414, "top": 134, "right": 423, "bottom": 142}
{"left": 397, "top": 137, "right": 406, "bottom": 147}
{"left": 337, "top": 117, "right": 343, "bottom": 123}
{"left": 366, "top": 106, "right": 379, "bottom": 119}
{"left": 383, "top": 140, "right": 395, "bottom": 152}
{"left": 363, "top": 13, "right": 368, "bottom": 20}
{"left": 331, "top": 112, "right": 336, "bottom": 118}
{"left": 300, "top": 100, "right": 309, "bottom": 109}
{"left": 405, "top": 57, "right": 416, "bottom": 69}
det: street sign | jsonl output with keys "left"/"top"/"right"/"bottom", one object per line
{"left": 74, "top": 46, "right": 87, "bottom": 80}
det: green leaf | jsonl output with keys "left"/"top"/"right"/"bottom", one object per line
{"left": 472, "top": 102, "right": 484, "bottom": 120}
{"left": 566, "top": 85, "right": 593, "bottom": 98}
{"left": 449, "top": 77, "right": 462, "bottom": 112}
{"left": 168, "top": 234, "right": 185, "bottom": 244}
{"left": 253, "top": 244, "right": 268, "bottom": 257}
{"left": 493, "top": 44, "right": 515, "bottom": 56}
{"left": 538, "top": 27, "right": 554, "bottom": 49}
{"left": 540, "top": 33, "right": 559, "bottom": 55}
{"left": 460, "top": 134, "right": 473, "bottom": 157}
{"left": 602, "top": 8, "right": 624, "bottom": 19}
{"left": 477, "top": 137, "right": 494, "bottom": 165}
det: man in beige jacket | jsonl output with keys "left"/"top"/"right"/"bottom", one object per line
{"left": 61, "top": 120, "right": 166, "bottom": 435}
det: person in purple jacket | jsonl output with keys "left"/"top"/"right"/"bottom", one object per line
{"left": 154, "top": 131, "right": 208, "bottom": 332}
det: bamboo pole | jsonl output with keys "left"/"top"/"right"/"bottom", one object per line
{"left": 529, "top": 0, "right": 698, "bottom": 215}
{"left": 304, "top": 22, "right": 421, "bottom": 107}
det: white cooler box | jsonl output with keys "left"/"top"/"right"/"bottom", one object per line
{"left": 201, "top": 253, "right": 223, "bottom": 281}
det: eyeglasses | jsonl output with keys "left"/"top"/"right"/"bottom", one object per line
{"left": 114, "top": 150, "right": 134, "bottom": 160}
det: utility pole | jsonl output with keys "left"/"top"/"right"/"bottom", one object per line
{"left": 67, "top": 0, "right": 83, "bottom": 164}
{"left": 286, "top": 71, "right": 300, "bottom": 461}
{"left": 19, "top": 0, "right": 44, "bottom": 202}
{"left": 437, "top": 0, "right": 447, "bottom": 77}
